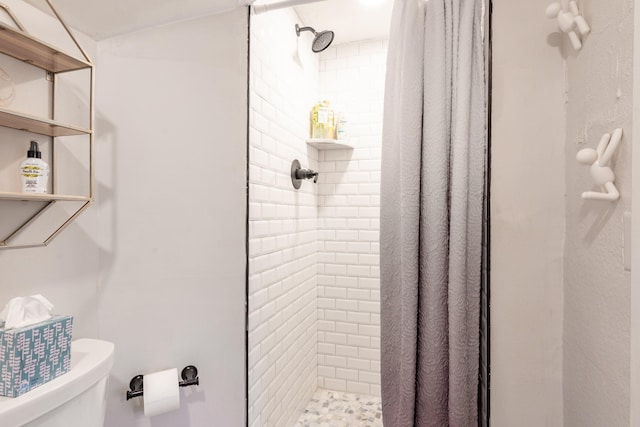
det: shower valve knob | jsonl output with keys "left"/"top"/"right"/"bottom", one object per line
{"left": 291, "top": 159, "right": 319, "bottom": 189}
{"left": 295, "top": 169, "right": 319, "bottom": 183}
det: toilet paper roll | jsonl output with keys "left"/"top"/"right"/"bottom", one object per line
{"left": 143, "top": 368, "right": 180, "bottom": 417}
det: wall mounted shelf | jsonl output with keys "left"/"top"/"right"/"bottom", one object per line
{"left": 0, "top": 107, "right": 91, "bottom": 137}
{"left": 0, "top": 192, "right": 91, "bottom": 202}
{"left": 0, "top": 22, "right": 91, "bottom": 72}
{"left": 306, "top": 138, "right": 353, "bottom": 150}
{"left": 0, "top": 0, "right": 94, "bottom": 250}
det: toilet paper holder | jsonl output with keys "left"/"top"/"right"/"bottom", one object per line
{"left": 126, "top": 365, "right": 199, "bottom": 400}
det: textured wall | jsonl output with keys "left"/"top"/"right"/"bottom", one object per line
{"left": 316, "top": 39, "right": 387, "bottom": 397}
{"left": 248, "top": 8, "right": 320, "bottom": 427}
{"left": 491, "top": 0, "right": 566, "bottom": 425}
{"left": 562, "top": 0, "right": 632, "bottom": 425}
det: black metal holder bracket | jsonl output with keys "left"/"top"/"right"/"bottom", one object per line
{"left": 126, "top": 374, "right": 144, "bottom": 400}
{"left": 126, "top": 365, "right": 200, "bottom": 401}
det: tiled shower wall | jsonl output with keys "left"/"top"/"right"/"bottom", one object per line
{"left": 249, "top": 12, "right": 389, "bottom": 423}
{"left": 248, "top": 9, "right": 320, "bottom": 427}
{"left": 316, "top": 40, "right": 388, "bottom": 397}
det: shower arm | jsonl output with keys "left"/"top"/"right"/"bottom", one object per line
{"left": 296, "top": 25, "right": 316, "bottom": 36}
{"left": 250, "top": 0, "right": 329, "bottom": 15}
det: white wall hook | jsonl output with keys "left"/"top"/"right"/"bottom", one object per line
{"left": 569, "top": 1, "right": 590, "bottom": 35}
{"left": 546, "top": 1, "right": 590, "bottom": 51}
{"left": 576, "top": 128, "right": 622, "bottom": 201}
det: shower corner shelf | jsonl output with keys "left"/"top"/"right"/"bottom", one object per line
{"left": 0, "top": 2, "right": 94, "bottom": 250}
{"left": 306, "top": 138, "right": 354, "bottom": 150}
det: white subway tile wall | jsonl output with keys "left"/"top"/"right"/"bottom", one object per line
{"left": 250, "top": 10, "right": 389, "bottom": 423}
{"left": 316, "top": 39, "right": 388, "bottom": 398}
{"left": 248, "top": 10, "right": 320, "bottom": 427}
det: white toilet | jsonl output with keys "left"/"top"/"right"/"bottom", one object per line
{"left": 0, "top": 339, "right": 114, "bottom": 427}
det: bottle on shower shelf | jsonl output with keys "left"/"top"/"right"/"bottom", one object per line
{"left": 336, "top": 112, "right": 348, "bottom": 140}
{"left": 310, "top": 100, "right": 335, "bottom": 139}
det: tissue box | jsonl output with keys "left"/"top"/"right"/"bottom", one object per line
{"left": 0, "top": 315, "right": 73, "bottom": 397}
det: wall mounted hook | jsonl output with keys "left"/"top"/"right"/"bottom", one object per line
{"left": 576, "top": 128, "right": 622, "bottom": 201}
{"left": 546, "top": 1, "right": 590, "bottom": 51}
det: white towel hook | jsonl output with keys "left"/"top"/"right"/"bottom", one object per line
{"left": 545, "top": 1, "right": 590, "bottom": 51}
{"left": 576, "top": 128, "right": 622, "bottom": 202}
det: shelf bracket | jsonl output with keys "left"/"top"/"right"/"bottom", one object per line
{"left": 2, "top": 201, "right": 55, "bottom": 246}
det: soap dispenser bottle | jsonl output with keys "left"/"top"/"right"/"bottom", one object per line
{"left": 19, "top": 140, "right": 49, "bottom": 193}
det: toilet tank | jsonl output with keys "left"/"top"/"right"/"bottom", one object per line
{"left": 0, "top": 339, "right": 114, "bottom": 427}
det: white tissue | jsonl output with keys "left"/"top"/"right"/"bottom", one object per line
{"left": 0, "top": 294, "right": 54, "bottom": 329}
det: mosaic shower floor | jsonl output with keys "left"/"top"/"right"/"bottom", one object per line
{"left": 294, "top": 389, "right": 383, "bottom": 427}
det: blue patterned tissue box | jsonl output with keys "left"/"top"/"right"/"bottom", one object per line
{"left": 0, "top": 315, "right": 73, "bottom": 397}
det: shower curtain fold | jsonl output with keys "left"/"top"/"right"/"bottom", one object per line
{"left": 380, "top": 0, "right": 486, "bottom": 425}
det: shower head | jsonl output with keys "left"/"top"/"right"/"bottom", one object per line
{"left": 295, "top": 24, "right": 335, "bottom": 53}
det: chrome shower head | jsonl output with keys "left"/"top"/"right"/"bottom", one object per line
{"left": 296, "top": 24, "right": 335, "bottom": 53}
{"left": 312, "top": 30, "right": 335, "bottom": 53}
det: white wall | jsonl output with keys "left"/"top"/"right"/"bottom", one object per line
{"left": 316, "top": 39, "right": 387, "bottom": 397}
{"left": 563, "top": 1, "right": 632, "bottom": 425}
{"left": 248, "top": 8, "right": 319, "bottom": 427}
{"left": 491, "top": 0, "right": 565, "bottom": 425}
{"left": 0, "top": 3, "right": 249, "bottom": 426}
{"left": 95, "top": 8, "right": 248, "bottom": 426}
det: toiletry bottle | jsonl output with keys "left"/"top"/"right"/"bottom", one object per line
{"left": 310, "top": 100, "right": 335, "bottom": 139}
{"left": 19, "top": 140, "right": 49, "bottom": 193}
{"left": 336, "top": 112, "right": 348, "bottom": 140}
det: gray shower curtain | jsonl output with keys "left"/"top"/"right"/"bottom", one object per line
{"left": 380, "top": 0, "right": 486, "bottom": 425}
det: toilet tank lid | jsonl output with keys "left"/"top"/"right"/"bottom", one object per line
{"left": 0, "top": 338, "right": 115, "bottom": 427}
